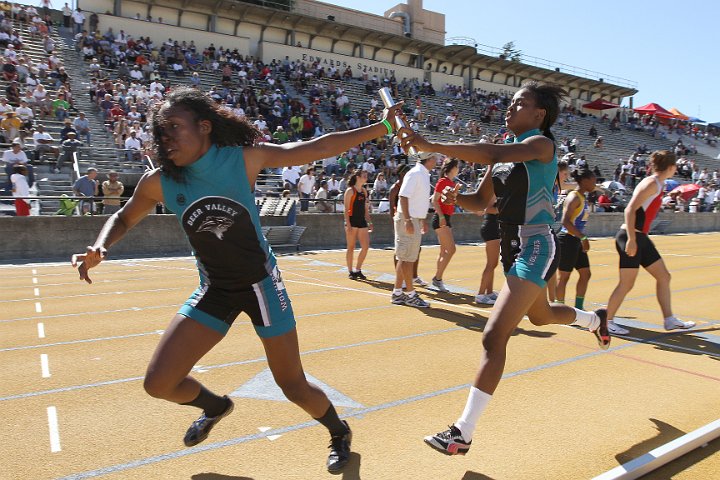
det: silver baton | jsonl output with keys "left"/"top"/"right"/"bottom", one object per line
{"left": 378, "top": 87, "right": 418, "bottom": 156}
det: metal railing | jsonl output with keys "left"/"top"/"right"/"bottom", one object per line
{"left": 446, "top": 37, "right": 638, "bottom": 90}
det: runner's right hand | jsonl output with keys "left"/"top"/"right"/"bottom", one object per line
{"left": 71, "top": 246, "right": 107, "bottom": 284}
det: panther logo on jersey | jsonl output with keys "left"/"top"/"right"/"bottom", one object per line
{"left": 196, "top": 216, "right": 235, "bottom": 240}
{"left": 492, "top": 163, "right": 514, "bottom": 184}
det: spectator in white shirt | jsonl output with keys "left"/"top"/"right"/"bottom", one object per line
{"left": 11, "top": 164, "right": 31, "bottom": 216}
{"left": 362, "top": 159, "right": 376, "bottom": 174}
{"left": 32, "top": 124, "right": 59, "bottom": 162}
{"left": 297, "top": 168, "right": 315, "bottom": 212}
{"left": 124, "top": 130, "right": 142, "bottom": 162}
{"left": 327, "top": 173, "right": 341, "bottom": 196}
{"left": 282, "top": 165, "right": 301, "bottom": 189}
{"left": 3, "top": 139, "right": 33, "bottom": 187}
{"left": 314, "top": 180, "right": 332, "bottom": 213}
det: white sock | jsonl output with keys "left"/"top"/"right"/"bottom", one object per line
{"left": 352, "top": 268, "right": 359, "bottom": 273}
{"left": 406, "top": 289, "right": 417, "bottom": 297}
{"left": 454, "top": 387, "right": 492, "bottom": 443}
{"left": 393, "top": 288, "right": 403, "bottom": 295}
{"left": 570, "top": 308, "right": 599, "bottom": 331}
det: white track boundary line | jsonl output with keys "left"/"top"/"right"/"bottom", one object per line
{"left": 593, "top": 419, "right": 720, "bottom": 480}
{"left": 47, "top": 406, "right": 61, "bottom": 452}
{"left": 40, "top": 354, "right": 51, "bottom": 378}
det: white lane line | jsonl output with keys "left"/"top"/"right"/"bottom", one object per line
{"left": 40, "top": 354, "right": 51, "bottom": 378}
{"left": 32, "top": 269, "right": 37, "bottom": 275}
{"left": 34, "top": 288, "right": 40, "bottom": 296}
{"left": 35, "top": 302, "right": 42, "bottom": 313}
{"left": 32, "top": 277, "right": 38, "bottom": 284}
{"left": 47, "top": 406, "right": 61, "bottom": 452}
{"left": 37, "top": 323, "right": 45, "bottom": 339}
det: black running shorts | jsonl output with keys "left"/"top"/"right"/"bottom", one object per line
{"left": 431, "top": 212, "right": 452, "bottom": 230}
{"left": 481, "top": 213, "right": 500, "bottom": 241}
{"left": 615, "top": 229, "right": 662, "bottom": 269}
{"left": 557, "top": 232, "right": 590, "bottom": 272}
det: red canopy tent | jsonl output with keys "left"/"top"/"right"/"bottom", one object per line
{"left": 582, "top": 99, "right": 620, "bottom": 110}
{"left": 634, "top": 102, "right": 675, "bottom": 118}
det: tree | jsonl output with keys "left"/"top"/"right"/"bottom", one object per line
{"left": 501, "top": 41, "right": 522, "bottom": 62}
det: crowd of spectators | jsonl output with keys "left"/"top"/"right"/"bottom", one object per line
{"left": 4, "top": 4, "right": 719, "bottom": 220}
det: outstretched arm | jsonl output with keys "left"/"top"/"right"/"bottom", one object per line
{"left": 245, "top": 104, "right": 404, "bottom": 172}
{"left": 71, "top": 170, "right": 163, "bottom": 283}
{"left": 444, "top": 169, "right": 494, "bottom": 212}
{"left": 398, "top": 127, "right": 555, "bottom": 165}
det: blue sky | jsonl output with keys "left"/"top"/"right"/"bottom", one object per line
{"left": 328, "top": 0, "right": 719, "bottom": 122}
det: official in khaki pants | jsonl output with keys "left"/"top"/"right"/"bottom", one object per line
{"left": 391, "top": 153, "right": 434, "bottom": 308}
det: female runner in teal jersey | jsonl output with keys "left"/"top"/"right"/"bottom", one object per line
{"left": 71, "top": 87, "right": 403, "bottom": 473}
{"left": 398, "top": 81, "right": 610, "bottom": 456}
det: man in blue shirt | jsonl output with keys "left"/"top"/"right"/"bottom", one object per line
{"left": 73, "top": 167, "right": 98, "bottom": 214}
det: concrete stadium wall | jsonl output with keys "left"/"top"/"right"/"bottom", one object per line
{"left": 85, "top": 13, "right": 251, "bottom": 55}
{"left": 2, "top": 212, "right": 718, "bottom": 263}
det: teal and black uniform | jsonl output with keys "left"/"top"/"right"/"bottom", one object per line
{"left": 161, "top": 145, "right": 295, "bottom": 337}
{"left": 491, "top": 128, "right": 558, "bottom": 286}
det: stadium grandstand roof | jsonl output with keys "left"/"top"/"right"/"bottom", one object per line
{"left": 137, "top": 0, "right": 638, "bottom": 98}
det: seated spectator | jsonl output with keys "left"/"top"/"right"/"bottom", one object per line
{"left": 31, "top": 123, "right": 59, "bottom": 162}
{"left": 596, "top": 192, "right": 613, "bottom": 212}
{"left": 124, "top": 129, "right": 142, "bottom": 163}
{"left": 51, "top": 92, "right": 70, "bottom": 121}
{"left": 6, "top": 80, "right": 20, "bottom": 105}
{"left": 272, "top": 125, "right": 288, "bottom": 144}
{"left": 2, "top": 59, "right": 17, "bottom": 81}
{"left": 73, "top": 111, "right": 91, "bottom": 144}
{"left": 0, "top": 110, "right": 21, "bottom": 143}
{"left": 14, "top": 99, "right": 33, "bottom": 138}
{"left": 56, "top": 130, "right": 82, "bottom": 172}
{"left": 314, "top": 180, "right": 332, "bottom": 213}
{"left": 3, "top": 139, "right": 34, "bottom": 189}
{"left": 59, "top": 118, "right": 76, "bottom": 141}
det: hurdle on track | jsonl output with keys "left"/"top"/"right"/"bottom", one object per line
{"left": 592, "top": 418, "right": 720, "bottom": 480}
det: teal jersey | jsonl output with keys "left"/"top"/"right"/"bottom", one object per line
{"left": 160, "top": 145, "right": 276, "bottom": 286}
{"left": 492, "top": 128, "right": 557, "bottom": 225}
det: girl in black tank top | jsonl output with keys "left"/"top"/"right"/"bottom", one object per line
{"left": 343, "top": 170, "right": 371, "bottom": 279}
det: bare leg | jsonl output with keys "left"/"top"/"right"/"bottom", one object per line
{"left": 261, "top": 328, "right": 331, "bottom": 418}
{"left": 606, "top": 268, "right": 639, "bottom": 320}
{"left": 394, "top": 259, "right": 415, "bottom": 292}
{"left": 644, "top": 259, "right": 672, "bottom": 318}
{"left": 472, "top": 276, "right": 541, "bottom": 394}
{"left": 478, "top": 239, "right": 499, "bottom": 295}
{"left": 355, "top": 228, "right": 370, "bottom": 271}
{"left": 433, "top": 226, "right": 456, "bottom": 280}
{"left": 143, "top": 315, "right": 224, "bottom": 403}
{"left": 555, "top": 270, "right": 572, "bottom": 302}
{"left": 413, "top": 248, "right": 421, "bottom": 278}
{"left": 546, "top": 272, "right": 557, "bottom": 302}
{"left": 345, "top": 228, "right": 357, "bottom": 272}
{"left": 576, "top": 267, "right": 591, "bottom": 299}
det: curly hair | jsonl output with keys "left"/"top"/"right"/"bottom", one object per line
{"left": 149, "top": 87, "right": 262, "bottom": 182}
{"left": 520, "top": 81, "right": 567, "bottom": 142}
